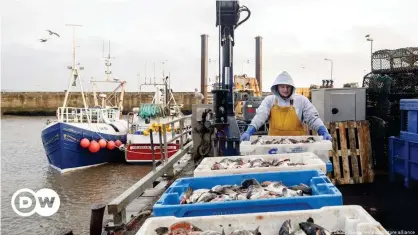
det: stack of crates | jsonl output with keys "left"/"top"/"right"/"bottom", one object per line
{"left": 136, "top": 135, "right": 390, "bottom": 235}
{"left": 389, "top": 99, "right": 418, "bottom": 188}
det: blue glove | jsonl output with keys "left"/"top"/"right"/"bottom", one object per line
{"left": 318, "top": 126, "right": 332, "bottom": 141}
{"left": 240, "top": 125, "right": 256, "bottom": 141}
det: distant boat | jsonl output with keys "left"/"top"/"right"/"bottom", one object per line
{"left": 125, "top": 75, "right": 191, "bottom": 163}
{"left": 41, "top": 31, "right": 128, "bottom": 173}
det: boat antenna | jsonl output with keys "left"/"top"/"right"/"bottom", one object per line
{"left": 63, "top": 24, "right": 84, "bottom": 108}
{"left": 103, "top": 40, "right": 114, "bottom": 81}
{"left": 145, "top": 62, "right": 148, "bottom": 84}
{"left": 153, "top": 61, "right": 156, "bottom": 84}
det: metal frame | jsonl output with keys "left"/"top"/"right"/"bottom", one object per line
{"left": 106, "top": 115, "right": 192, "bottom": 226}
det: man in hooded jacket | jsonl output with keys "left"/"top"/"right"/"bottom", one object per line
{"left": 240, "top": 71, "right": 332, "bottom": 141}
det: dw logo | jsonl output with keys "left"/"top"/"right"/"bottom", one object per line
{"left": 11, "top": 188, "right": 60, "bottom": 217}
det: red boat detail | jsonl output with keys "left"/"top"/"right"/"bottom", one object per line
{"left": 125, "top": 143, "right": 180, "bottom": 162}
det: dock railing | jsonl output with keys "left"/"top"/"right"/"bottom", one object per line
{"left": 105, "top": 114, "right": 192, "bottom": 227}
{"left": 56, "top": 107, "right": 121, "bottom": 123}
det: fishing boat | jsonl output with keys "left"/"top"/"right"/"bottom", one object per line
{"left": 125, "top": 75, "right": 191, "bottom": 163}
{"left": 41, "top": 27, "right": 128, "bottom": 173}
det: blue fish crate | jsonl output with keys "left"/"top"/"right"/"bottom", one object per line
{"left": 400, "top": 99, "right": 418, "bottom": 142}
{"left": 153, "top": 169, "right": 342, "bottom": 217}
{"left": 389, "top": 136, "right": 418, "bottom": 188}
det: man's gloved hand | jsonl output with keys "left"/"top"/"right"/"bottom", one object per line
{"left": 318, "top": 126, "right": 332, "bottom": 141}
{"left": 240, "top": 125, "right": 256, "bottom": 141}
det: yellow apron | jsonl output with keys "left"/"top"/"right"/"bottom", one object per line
{"left": 268, "top": 99, "right": 305, "bottom": 136}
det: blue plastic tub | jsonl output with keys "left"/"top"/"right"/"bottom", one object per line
{"left": 400, "top": 99, "right": 418, "bottom": 141}
{"left": 153, "top": 170, "right": 342, "bottom": 217}
{"left": 389, "top": 136, "right": 418, "bottom": 188}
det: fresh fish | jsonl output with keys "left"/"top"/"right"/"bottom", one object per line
{"left": 271, "top": 158, "right": 291, "bottom": 167}
{"left": 230, "top": 227, "right": 260, "bottom": 235}
{"left": 251, "top": 137, "right": 317, "bottom": 145}
{"left": 209, "top": 194, "right": 232, "bottom": 202}
{"left": 211, "top": 185, "right": 240, "bottom": 195}
{"left": 196, "top": 192, "right": 217, "bottom": 203}
{"left": 211, "top": 157, "right": 304, "bottom": 170}
{"left": 266, "top": 182, "right": 286, "bottom": 195}
{"left": 299, "top": 218, "right": 327, "bottom": 235}
{"left": 155, "top": 227, "right": 169, "bottom": 235}
{"left": 189, "top": 189, "right": 210, "bottom": 203}
{"left": 279, "top": 219, "right": 292, "bottom": 235}
{"left": 288, "top": 183, "right": 312, "bottom": 195}
{"left": 282, "top": 188, "right": 303, "bottom": 197}
{"left": 233, "top": 193, "right": 248, "bottom": 201}
{"left": 241, "top": 178, "right": 261, "bottom": 189}
{"left": 200, "top": 230, "right": 225, "bottom": 235}
{"left": 249, "top": 158, "right": 265, "bottom": 167}
{"left": 330, "top": 231, "right": 345, "bottom": 235}
{"left": 246, "top": 184, "right": 269, "bottom": 199}
{"left": 180, "top": 187, "right": 194, "bottom": 204}
{"left": 260, "top": 181, "right": 273, "bottom": 187}
{"left": 211, "top": 163, "right": 223, "bottom": 170}
{"left": 251, "top": 136, "right": 262, "bottom": 145}
{"left": 181, "top": 179, "right": 310, "bottom": 204}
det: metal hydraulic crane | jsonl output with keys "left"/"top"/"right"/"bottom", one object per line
{"left": 210, "top": 0, "right": 251, "bottom": 156}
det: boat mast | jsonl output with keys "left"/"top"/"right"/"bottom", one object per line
{"left": 62, "top": 24, "right": 88, "bottom": 110}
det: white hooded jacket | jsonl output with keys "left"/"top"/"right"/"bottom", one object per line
{"left": 248, "top": 71, "right": 325, "bottom": 131}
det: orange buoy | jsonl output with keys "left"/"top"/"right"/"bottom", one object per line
{"left": 80, "top": 138, "right": 90, "bottom": 148}
{"left": 89, "top": 140, "right": 100, "bottom": 153}
{"left": 115, "top": 140, "right": 122, "bottom": 147}
{"left": 107, "top": 140, "right": 116, "bottom": 150}
{"left": 98, "top": 139, "right": 107, "bottom": 148}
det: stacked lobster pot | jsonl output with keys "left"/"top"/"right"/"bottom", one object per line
{"left": 136, "top": 136, "right": 390, "bottom": 235}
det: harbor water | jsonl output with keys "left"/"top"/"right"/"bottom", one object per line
{"left": 1, "top": 116, "right": 153, "bottom": 235}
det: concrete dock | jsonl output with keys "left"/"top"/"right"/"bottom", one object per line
{"left": 1, "top": 91, "right": 196, "bottom": 115}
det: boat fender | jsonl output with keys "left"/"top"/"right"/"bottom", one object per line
{"left": 80, "top": 138, "right": 90, "bottom": 148}
{"left": 89, "top": 140, "right": 100, "bottom": 153}
{"left": 98, "top": 139, "right": 107, "bottom": 148}
{"left": 107, "top": 141, "right": 116, "bottom": 150}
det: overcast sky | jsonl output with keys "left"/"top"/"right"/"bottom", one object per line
{"left": 1, "top": 0, "right": 417, "bottom": 92}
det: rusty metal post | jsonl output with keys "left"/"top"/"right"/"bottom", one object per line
{"left": 201, "top": 34, "right": 209, "bottom": 104}
{"left": 255, "top": 36, "right": 263, "bottom": 92}
{"left": 90, "top": 204, "right": 106, "bottom": 235}
{"left": 158, "top": 126, "right": 164, "bottom": 162}
{"left": 150, "top": 129, "right": 156, "bottom": 171}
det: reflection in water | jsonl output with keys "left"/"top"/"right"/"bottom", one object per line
{"left": 1, "top": 116, "right": 152, "bottom": 235}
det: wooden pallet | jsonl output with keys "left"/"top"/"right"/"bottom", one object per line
{"left": 295, "top": 88, "right": 311, "bottom": 100}
{"left": 304, "top": 120, "right": 375, "bottom": 185}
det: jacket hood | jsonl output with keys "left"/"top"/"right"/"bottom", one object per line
{"left": 270, "top": 71, "right": 296, "bottom": 99}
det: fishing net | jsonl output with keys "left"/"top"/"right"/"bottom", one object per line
{"left": 363, "top": 58, "right": 418, "bottom": 171}
{"left": 138, "top": 104, "right": 163, "bottom": 119}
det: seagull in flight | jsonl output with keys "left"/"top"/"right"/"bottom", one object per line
{"left": 46, "top": 30, "right": 60, "bottom": 37}
{"left": 39, "top": 38, "right": 50, "bottom": 42}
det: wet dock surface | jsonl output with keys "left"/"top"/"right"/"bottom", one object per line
{"left": 338, "top": 174, "right": 418, "bottom": 233}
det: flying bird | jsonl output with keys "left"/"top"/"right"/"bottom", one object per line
{"left": 46, "top": 30, "right": 60, "bottom": 37}
{"left": 39, "top": 38, "right": 50, "bottom": 42}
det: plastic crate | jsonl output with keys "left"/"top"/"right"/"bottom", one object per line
{"left": 400, "top": 99, "right": 418, "bottom": 141}
{"left": 153, "top": 170, "right": 342, "bottom": 217}
{"left": 389, "top": 136, "right": 418, "bottom": 188}
{"left": 137, "top": 205, "right": 389, "bottom": 235}
{"left": 240, "top": 136, "right": 332, "bottom": 164}
{"left": 193, "top": 152, "right": 333, "bottom": 177}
